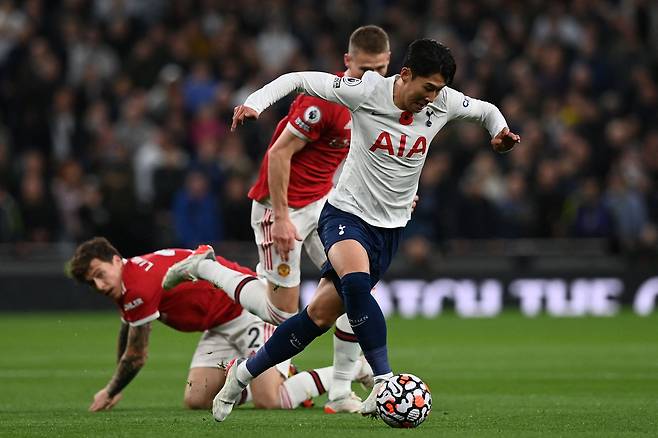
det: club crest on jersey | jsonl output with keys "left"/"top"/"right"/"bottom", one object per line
{"left": 342, "top": 77, "right": 361, "bottom": 86}
{"left": 303, "top": 106, "right": 321, "bottom": 124}
{"left": 277, "top": 263, "right": 291, "bottom": 277}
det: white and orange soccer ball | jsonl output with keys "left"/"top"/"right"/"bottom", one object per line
{"left": 376, "top": 373, "right": 432, "bottom": 428}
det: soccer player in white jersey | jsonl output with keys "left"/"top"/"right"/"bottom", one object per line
{"left": 164, "top": 26, "right": 390, "bottom": 413}
{"left": 212, "top": 38, "right": 520, "bottom": 422}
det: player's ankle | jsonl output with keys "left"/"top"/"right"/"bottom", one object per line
{"left": 374, "top": 371, "right": 393, "bottom": 384}
{"left": 237, "top": 359, "right": 255, "bottom": 384}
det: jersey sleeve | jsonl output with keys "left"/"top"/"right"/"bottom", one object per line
{"left": 122, "top": 300, "right": 160, "bottom": 327}
{"left": 120, "top": 264, "right": 161, "bottom": 327}
{"left": 244, "top": 71, "right": 373, "bottom": 115}
{"left": 441, "top": 87, "right": 508, "bottom": 138}
{"left": 285, "top": 96, "right": 331, "bottom": 142}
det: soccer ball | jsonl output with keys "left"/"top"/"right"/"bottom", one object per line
{"left": 376, "top": 373, "right": 432, "bottom": 428}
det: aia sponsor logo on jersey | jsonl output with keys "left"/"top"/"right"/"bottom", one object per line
{"left": 369, "top": 131, "right": 427, "bottom": 158}
{"left": 124, "top": 297, "right": 144, "bottom": 311}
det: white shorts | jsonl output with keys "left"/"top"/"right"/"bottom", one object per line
{"left": 251, "top": 196, "right": 328, "bottom": 288}
{"left": 190, "top": 310, "right": 290, "bottom": 377}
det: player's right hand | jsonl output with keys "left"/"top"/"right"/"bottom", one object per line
{"left": 272, "top": 216, "right": 302, "bottom": 262}
{"left": 89, "top": 388, "right": 122, "bottom": 412}
{"left": 231, "top": 105, "right": 259, "bottom": 131}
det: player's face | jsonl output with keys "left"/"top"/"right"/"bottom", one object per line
{"left": 85, "top": 256, "right": 123, "bottom": 300}
{"left": 399, "top": 67, "right": 446, "bottom": 113}
{"left": 344, "top": 50, "right": 390, "bottom": 79}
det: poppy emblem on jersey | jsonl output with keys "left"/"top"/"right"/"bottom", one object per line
{"left": 277, "top": 263, "right": 291, "bottom": 277}
{"left": 399, "top": 111, "right": 414, "bottom": 125}
{"left": 303, "top": 106, "right": 322, "bottom": 124}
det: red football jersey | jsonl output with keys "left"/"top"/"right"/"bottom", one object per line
{"left": 117, "top": 249, "right": 253, "bottom": 332}
{"left": 248, "top": 89, "right": 352, "bottom": 208}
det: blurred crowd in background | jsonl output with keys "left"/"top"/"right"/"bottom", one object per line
{"left": 0, "top": 0, "right": 657, "bottom": 261}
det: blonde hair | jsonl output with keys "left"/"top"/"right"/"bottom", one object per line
{"left": 348, "top": 25, "right": 390, "bottom": 55}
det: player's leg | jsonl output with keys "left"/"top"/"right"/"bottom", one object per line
{"left": 303, "top": 228, "right": 365, "bottom": 413}
{"left": 212, "top": 277, "right": 344, "bottom": 421}
{"left": 246, "top": 197, "right": 328, "bottom": 322}
{"left": 226, "top": 310, "right": 328, "bottom": 410}
{"left": 183, "top": 328, "right": 249, "bottom": 409}
{"left": 324, "top": 313, "right": 364, "bottom": 413}
{"left": 184, "top": 367, "right": 225, "bottom": 410}
{"left": 317, "top": 203, "right": 400, "bottom": 415}
{"left": 327, "top": 240, "right": 391, "bottom": 376}
{"left": 207, "top": 201, "right": 305, "bottom": 324}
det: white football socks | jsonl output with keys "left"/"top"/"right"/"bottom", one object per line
{"left": 280, "top": 366, "right": 333, "bottom": 409}
{"left": 197, "top": 260, "right": 296, "bottom": 325}
{"left": 328, "top": 313, "right": 362, "bottom": 401}
{"left": 236, "top": 360, "right": 255, "bottom": 386}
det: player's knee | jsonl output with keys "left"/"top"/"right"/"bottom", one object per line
{"left": 252, "top": 392, "right": 281, "bottom": 409}
{"left": 307, "top": 300, "right": 340, "bottom": 328}
{"left": 183, "top": 393, "right": 211, "bottom": 410}
{"left": 341, "top": 272, "right": 371, "bottom": 296}
{"left": 267, "top": 283, "right": 300, "bottom": 314}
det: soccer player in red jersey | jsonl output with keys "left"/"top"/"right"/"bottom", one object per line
{"left": 164, "top": 26, "right": 391, "bottom": 413}
{"left": 68, "top": 237, "right": 372, "bottom": 412}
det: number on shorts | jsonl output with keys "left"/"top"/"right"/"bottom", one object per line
{"left": 247, "top": 327, "right": 260, "bottom": 349}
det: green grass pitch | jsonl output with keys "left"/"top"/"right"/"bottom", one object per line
{"left": 0, "top": 311, "right": 657, "bottom": 437}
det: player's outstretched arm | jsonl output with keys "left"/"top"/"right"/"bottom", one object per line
{"left": 443, "top": 88, "right": 520, "bottom": 151}
{"left": 231, "top": 71, "right": 370, "bottom": 132}
{"left": 491, "top": 127, "right": 521, "bottom": 154}
{"left": 268, "top": 129, "right": 306, "bottom": 261}
{"left": 89, "top": 323, "right": 151, "bottom": 412}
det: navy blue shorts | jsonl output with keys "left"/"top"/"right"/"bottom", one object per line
{"left": 318, "top": 202, "right": 403, "bottom": 290}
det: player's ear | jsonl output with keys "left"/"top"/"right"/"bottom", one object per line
{"left": 400, "top": 67, "right": 413, "bottom": 82}
{"left": 344, "top": 53, "right": 351, "bottom": 68}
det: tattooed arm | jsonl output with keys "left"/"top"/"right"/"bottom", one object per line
{"left": 89, "top": 323, "right": 151, "bottom": 412}
{"left": 116, "top": 321, "right": 129, "bottom": 363}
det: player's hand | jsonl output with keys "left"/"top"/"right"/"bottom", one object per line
{"left": 411, "top": 194, "right": 419, "bottom": 212}
{"left": 89, "top": 388, "right": 122, "bottom": 412}
{"left": 230, "top": 105, "right": 259, "bottom": 132}
{"left": 271, "top": 216, "right": 302, "bottom": 262}
{"left": 491, "top": 127, "right": 520, "bottom": 153}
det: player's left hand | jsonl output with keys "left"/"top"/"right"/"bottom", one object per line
{"left": 491, "top": 127, "right": 520, "bottom": 153}
{"left": 230, "top": 105, "right": 259, "bottom": 132}
{"left": 89, "top": 388, "right": 122, "bottom": 412}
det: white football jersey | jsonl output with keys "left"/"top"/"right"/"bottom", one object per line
{"left": 244, "top": 71, "right": 509, "bottom": 228}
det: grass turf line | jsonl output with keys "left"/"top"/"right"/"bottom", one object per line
{"left": 0, "top": 311, "right": 656, "bottom": 437}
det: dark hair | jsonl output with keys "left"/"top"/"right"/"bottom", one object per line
{"left": 402, "top": 39, "right": 456, "bottom": 85}
{"left": 349, "top": 25, "right": 390, "bottom": 54}
{"left": 67, "top": 236, "right": 121, "bottom": 284}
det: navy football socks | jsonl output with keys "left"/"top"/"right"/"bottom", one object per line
{"left": 341, "top": 272, "right": 392, "bottom": 376}
{"left": 245, "top": 307, "right": 328, "bottom": 377}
